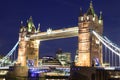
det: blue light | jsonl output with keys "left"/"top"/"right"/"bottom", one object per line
{"left": 31, "top": 73, "right": 36, "bottom": 77}
{"left": 93, "top": 57, "right": 100, "bottom": 66}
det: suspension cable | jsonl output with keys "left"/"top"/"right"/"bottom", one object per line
{"left": 104, "top": 36, "right": 120, "bottom": 52}
{"left": 92, "top": 31, "right": 120, "bottom": 57}
{"left": 0, "top": 41, "right": 19, "bottom": 65}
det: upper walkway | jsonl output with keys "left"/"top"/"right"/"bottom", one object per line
{"left": 29, "top": 26, "right": 78, "bottom": 41}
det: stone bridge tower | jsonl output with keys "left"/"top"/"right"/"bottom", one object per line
{"left": 17, "top": 16, "right": 40, "bottom": 67}
{"left": 75, "top": 1, "right": 103, "bottom": 67}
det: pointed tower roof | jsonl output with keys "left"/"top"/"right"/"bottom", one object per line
{"left": 37, "top": 23, "right": 40, "bottom": 32}
{"left": 27, "top": 16, "right": 36, "bottom": 33}
{"left": 21, "top": 21, "right": 23, "bottom": 25}
{"left": 99, "top": 11, "right": 103, "bottom": 20}
{"left": 20, "top": 21, "right": 26, "bottom": 32}
{"left": 28, "top": 16, "right": 35, "bottom": 27}
{"left": 20, "top": 21, "right": 24, "bottom": 28}
{"left": 86, "top": 1, "right": 95, "bottom": 16}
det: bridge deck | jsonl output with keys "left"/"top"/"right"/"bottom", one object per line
{"left": 29, "top": 27, "right": 78, "bottom": 41}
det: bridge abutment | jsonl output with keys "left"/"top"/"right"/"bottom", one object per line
{"left": 6, "top": 66, "right": 28, "bottom": 80}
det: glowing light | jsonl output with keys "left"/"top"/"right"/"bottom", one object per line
{"left": 93, "top": 17, "right": 95, "bottom": 21}
{"left": 47, "top": 28, "right": 52, "bottom": 34}
{"left": 81, "top": 17, "right": 84, "bottom": 21}
{"left": 98, "top": 20, "right": 102, "bottom": 24}
{"left": 36, "top": 40, "right": 40, "bottom": 44}
{"left": 96, "top": 40, "right": 100, "bottom": 44}
{"left": 113, "top": 76, "right": 120, "bottom": 78}
{"left": 104, "top": 67, "right": 115, "bottom": 70}
{"left": 3, "top": 78, "right": 5, "bottom": 80}
{"left": 82, "top": 55, "right": 87, "bottom": 60}
{"left": 93, "top": 58, "right": 100, "bottom": 66}
{"left": 87, "top": 16, "right": 89, "bottom": 20}
{"left": 0, "top": 67, "right": 9, "bottom": 69}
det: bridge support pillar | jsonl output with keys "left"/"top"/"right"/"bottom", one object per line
{"left": 17, "top": 40, "right": 27, "bottom": 66}
{"left": 6, "top": 66, "right": 28, "bottom": 80}
{"left": 17, "top": 32, "right": 40, "bottom": 67}
{"left": 75, "top": 2, "right": 103, "bottom": 67}
{"left": 26, "top": 40, "right": 40, "bottom": 67}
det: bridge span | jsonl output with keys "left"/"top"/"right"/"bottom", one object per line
{"left": 29, "top": 26, "right": 78, "bottom": 41}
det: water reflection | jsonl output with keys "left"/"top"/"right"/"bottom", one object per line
{"left": 1, "top": 78, "right": 68, "bottom": 80}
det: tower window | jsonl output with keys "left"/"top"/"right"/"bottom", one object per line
{"left": 99, "top": 20, "right": 102, "bottom": 24}
{"left": 87, "top": 16, "right": 89, "bottom": 20}
{"left": 81, "top": 17, "right": 84, "bottom": 21}
{"left": 93, "top": 17, "right": 95, "bottom": 21}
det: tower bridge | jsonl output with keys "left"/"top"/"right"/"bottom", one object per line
{"left": 2, "top": 1, "right": 120, "bottom": 69}
{"left": 0, "top": 1, "right": 104, "bottom": 67}
{"left": 0, "top": 1, "right": 120, "bottom": 80}
{"left": 17, "top": 1, "right": 103, "bottom": 67}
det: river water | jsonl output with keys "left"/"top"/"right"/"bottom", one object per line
{"left": 0, "top": 77, "right": 68, "bottom": 80}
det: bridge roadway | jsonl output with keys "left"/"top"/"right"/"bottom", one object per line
{"left": 29, "top": 26, "right": 78, "bottom": 41}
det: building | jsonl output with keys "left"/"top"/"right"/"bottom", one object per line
{"left": 17, "top": 16, "right": 40, "bottom": 67}
{"left": 56, "top": 52, "right": 71, "bottom": 66}
{"left": 75, "top": 1, "right": 103, "bottom": 67}
{"left": 38, "top": 52, "right": 71, "bottom": 67}
{"left": 39, "top": 56, "right": 62, "bottom": 67}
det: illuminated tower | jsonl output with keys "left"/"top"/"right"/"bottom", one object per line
{"left": 17, "top": 17, "right": 40, "bottom": 67}
{"left": 17, "top": 21, "right": 27, "bottom": 66}
{"left": 76, "top": 1, "right": 103, "bottom": 66}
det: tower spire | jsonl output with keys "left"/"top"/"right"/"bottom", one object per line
{"left": 20, "top": 21, "right": 23, "bottom": 27}
{"left": 20, "top": 21, "right": 24, "bottom": 32}
{"left": 90, "top": 1, "right": 93, "bottom": 8}
{"left": 29, "top": 16, "right": 32, "bottom": 20}
{"left": 86, "top": 1, "right": 95, "bottom": 16}
{"left": 98, "top": 11, "right": 103, "bottom": 24}
{"left": 37, "top": 23, "right": 40, "bottom": 32}
{"left": 99, "top": 11, "right": 103, "bottom": 20}
{"left": 21, "top": 21, "right": 23, "bottom": 25}
{"left": 27, "top": 16, "right": 36, "bottom": 33}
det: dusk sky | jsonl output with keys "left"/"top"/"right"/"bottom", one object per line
{"left": 0, "top": 0, "right": 120, "bottom": 60}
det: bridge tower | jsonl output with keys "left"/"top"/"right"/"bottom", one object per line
{"left": 75, "top": 1, "right": 103, "bottom": 67}
{"left": 17, "top": 16, "right": 40, "bottom": 67}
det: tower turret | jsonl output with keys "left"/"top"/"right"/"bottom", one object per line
{"left": 86, "top": 1, "right": 95, "bottom": 16}
{"left": 17, "top": 17, "right": 40, "bottom": 67}
{"left": 20, "top": 21, "right": 23, "bottom": 32}
{"left": 36, "top": 23, "right": 40, "bottom": 33}
{"left": 17, "top": 21, "right": 27, "bottom": 66}
{"left": 27, "top": 16, "right": 36, "bottom": 33}
{"left": 99, "top": 11, "right": 103, "bottom": 25}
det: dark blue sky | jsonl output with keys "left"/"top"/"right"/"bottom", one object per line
{"left": 0, "top": 0, "right": 120, "bottom": 60}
